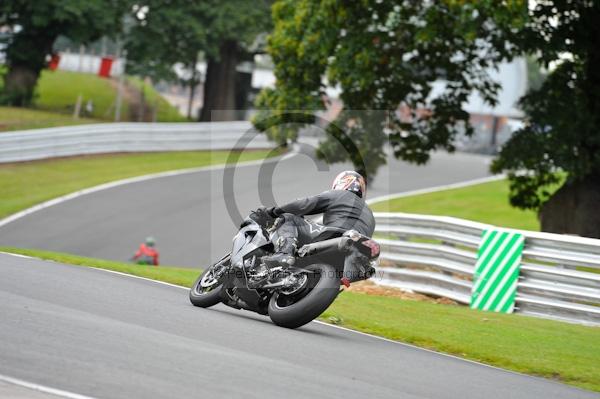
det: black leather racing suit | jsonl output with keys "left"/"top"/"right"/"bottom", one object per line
{"left": 269, "top": 189, "right": 375, "bottom": 247}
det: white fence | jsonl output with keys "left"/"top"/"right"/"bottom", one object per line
{"left": 0, "top": 122, "right": 271, "bottom": 163}
{"left": 374, "top": 212, "right": 600, "bottom": 326}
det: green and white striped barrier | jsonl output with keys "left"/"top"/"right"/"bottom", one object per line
{"left": 471, "top": 229, "right": 525, "bottom": 313}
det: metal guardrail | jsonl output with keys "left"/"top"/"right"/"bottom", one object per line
{"left": 374, "top": 212, "right": 600, "bottom": 326}
{"left": 0, "top": 121, "right": 270, "bottom": 163}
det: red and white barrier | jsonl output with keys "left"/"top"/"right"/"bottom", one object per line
{"left": 47, "top": 52, "right": 124, "bottom": 78}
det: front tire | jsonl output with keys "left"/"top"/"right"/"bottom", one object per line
{"left": 189, "top": 255, "right": 229, "bottom": 308}
{"left": 268, "top": 263, "right": 339, "bottom": 329}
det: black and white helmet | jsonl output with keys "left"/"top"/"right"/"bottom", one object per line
{"left": 331, "top": 171, "right": 366, "bottom": 198}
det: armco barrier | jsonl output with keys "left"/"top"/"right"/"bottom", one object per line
{"left": 374, "top": 212, "right": 600, "bottom": 326}
{"left": 0, "top": 121, "right": 270, "bottom": 163}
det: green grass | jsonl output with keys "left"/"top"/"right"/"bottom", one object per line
{"left": 0, "top": 247, "right": 199, "bottom": 288}
{"left": 322, "top": 292, "right": 600, "bottom": 392}
{"left": 2, "top": 246, "right": 599, "bottom": 392}
{"left": 371, "top": 178, "right": 541, "bottom": 231}
{"left": 127, "top": 76, "right": 187, "bottom": 122}
{"left": 1, "top": 70, "right": 186, "bottom": 131}
{"left": 1, "top": 70, "right": 184, "bottom": 126}
{"left": 1, "top": 70, "right": 186, "bottom": 130}
{"left": 35, "top": 70, "right": 129, "bottom": 120}
{"left": 0, "top": 106, "right": 102, "bottom": 132}
{"left": 0, "top": 149, "right": 278, "bottom": 219}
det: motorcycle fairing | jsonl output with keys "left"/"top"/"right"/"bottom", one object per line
{"left": 230, "top": 218, "right": 271, "bottom": 268}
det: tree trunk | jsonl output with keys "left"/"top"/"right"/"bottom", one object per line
{"left": 2, "top": 65, "right": 40, "bottom": 106}
{"left": 2, "top": 29, "right": 56, "bottom": 106}
{"left": 199, "top": 40, "right": 239, "bottom": 122}
{"left": 187, "top": 54, "right": 199, "bottom": 119}
{"left": 539, "top": 174, "right": 600, "bottom": 238}
{"left": 139, "top": 83, "right": 146, "bottom": 122}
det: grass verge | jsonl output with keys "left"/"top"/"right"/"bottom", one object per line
{"left": 35, "top": 70, "right": 186, "bottom": 122}
{"left": 371, "top": 178, "right": 541, "bottom": 231}
{"left": 0, "top": 149, "right": 279, "bottom": 219}
{"left": 0, "top": 247, "right": 198, "bottom": 288}
{"left": 0, "top": 70, "right": 185, "bottom": 131}
{"left": 35, "top": 70, "right": 128, "bottom": 120}
{"left": 1, "top": 246, "right": 598, "bottom": 392}
{"left": 322, "top": 292, "right": 600, "bottom": 392}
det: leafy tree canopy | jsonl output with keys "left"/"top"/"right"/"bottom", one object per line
{"left": 256, "top": 0, "right": 600, "bottom": 237}
{"left": 126, "top": 0, "right": 271, "bottom": 120}
{"left": 126, "top": 0, "right": 272, "bottom": 82}
{"left": 254, "top": 0, "right": 526, "bottom": 179}
{"left": 491, "top": 1, "right": 600, "bottom": 211}
{"left": 0, "top": 0, "right": 129, "bottom": 105}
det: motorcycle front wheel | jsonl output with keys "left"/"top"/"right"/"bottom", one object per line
{"left": 189, "top": 254, "right": 230, "bottom": 308}
{"left": 268, "top": 263, "right": 339, "bottom": 329}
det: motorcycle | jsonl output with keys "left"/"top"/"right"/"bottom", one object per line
{"left": 189, "top": 214, "right": 380, "bottom": 329}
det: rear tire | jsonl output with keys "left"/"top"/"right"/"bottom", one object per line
{"left": 189, "top": 256, "right": 229, "bottom": 308}
{"left": 268, "top": 263, "right": 339, "bottom": 329}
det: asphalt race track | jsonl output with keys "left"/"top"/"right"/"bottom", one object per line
{"left": 0, "top": 144, "right": 494, "bottom": 266}
{"left": 2, "top": 144, "right": 596, "bottom": 398}
{"left": 1, "top": 253, "right": 596, "bottom": 399}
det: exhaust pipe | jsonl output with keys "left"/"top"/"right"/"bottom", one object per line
{"left": 297, "top": 237, "right": 351, "bottom": 257}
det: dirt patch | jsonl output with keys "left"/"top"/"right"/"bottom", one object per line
{"left": 345, "top": 280, "right": 458, "bottom": 305}
{"left": 107, "top": 78, "right": 156, "bottom": 121}
{"left": 107, "top": 78, "right": 137, "bottom": 104}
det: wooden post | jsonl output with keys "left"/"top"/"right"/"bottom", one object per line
{"left": 73, "top": 94, "right": 82, "bottom": 119}
{"left": 114, "top": 42, "right": 126, "bottom": 122}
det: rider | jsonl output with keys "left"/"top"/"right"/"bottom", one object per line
{"left": 132, "top": 237, "right": 160, "bottom": 266}
{"left": 253, "top": 171, "right": 375, "bottom": 269}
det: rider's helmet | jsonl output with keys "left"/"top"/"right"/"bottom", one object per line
{"left": 331, "top": 170, "right": 366, "bottom": 198}
{"left": 145, "top": 236, "right": 156, "bottom": 247}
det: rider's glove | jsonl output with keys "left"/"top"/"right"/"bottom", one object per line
{"left": 249, "top": 206, "right": 273, "bottom": 226}
{"left": 265, "top": 206, "right": 282, "bottom": 218}
{"left": 249, "top": 206, "right": 283, "bottom": 227}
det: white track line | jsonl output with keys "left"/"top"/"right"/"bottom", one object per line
{"left": 80, "top": 264, "right": 571, "bottom": 383}
{"left": 88, "top": 267, "right": 190, "bottom": 290}
{"left": 0, "top": 251, "right": 568, "bottom": 386}
{"left": 0, "top": 251, "right": 34, "bottom": 259}
{"left": 0, "top": 150, "right": 297, "bottom": 229}
{"left": 0, "top": 251, "right": 187, "bottom": 291}
{"left": 0, "top": 374, "right": 96, "bottom": 399}
{"left": 0, "top": 156, "right": 524, "bottom": 382}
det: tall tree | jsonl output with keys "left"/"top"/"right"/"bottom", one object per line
{"left": 126, "top": 1, "right": 209, "bottom": 118}
{"left": 258, "top": 0, "right": 600, "bottom": 237}
{"left": 0, "top": 1, "right": 128, "bottom": 106}
{"left": 126, "top": 0, "right": 271, "bottom": 121}
{"left": 255, "top": 1, "right": 524, "bottom": 179}
{"left": 491, "top": 1, "right": 600, "bottom": 237}
{"left": 198, "top": 0, "right": 272, "bottom": 121}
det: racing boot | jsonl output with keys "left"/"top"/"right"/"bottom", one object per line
{"left": 262, "top": 237, "right": 297, "bottom": 269}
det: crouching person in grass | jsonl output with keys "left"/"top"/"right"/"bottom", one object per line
{"left": 131, "top": 237, "right": 159, "bottom": 266}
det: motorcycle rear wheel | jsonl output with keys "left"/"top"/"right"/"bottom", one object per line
{"left": 268, "top": 263, "right": 339, "bottom": 329}
{"left": 189, "top": 255, "right": 229, "bottom": 308}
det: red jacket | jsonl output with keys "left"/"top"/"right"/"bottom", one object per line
{"left": 133, "top": 244, "right": 159, "bottom": 265}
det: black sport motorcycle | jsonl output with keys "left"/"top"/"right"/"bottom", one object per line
{"left": 189, "top": 215, "right": 380, "bottom": 329}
